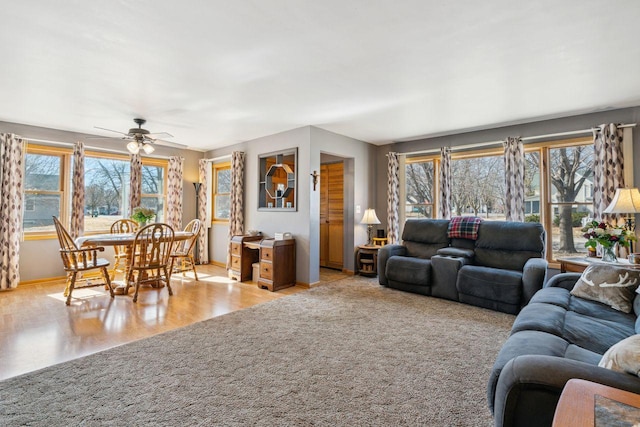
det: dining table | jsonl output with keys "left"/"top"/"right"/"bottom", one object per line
{"left": 75, "top": 230, "right": 195, "bottom": 295}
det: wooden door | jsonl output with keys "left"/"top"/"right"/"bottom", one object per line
{"left": 320, "top": 162, "right": 344, "bottom": 270}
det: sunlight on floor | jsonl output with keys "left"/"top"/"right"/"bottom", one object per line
{"left": 47, "top": 289, "right": 105, "bottom": 304}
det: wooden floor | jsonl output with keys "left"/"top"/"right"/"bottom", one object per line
{"left": 0, "top": 265, "right": 348, "bottom": 381}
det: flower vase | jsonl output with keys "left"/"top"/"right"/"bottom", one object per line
{"left": 601, "top": 244, "right": 618, "bottom": 263}
{"left": 138, "top": 220, "right": 147, "bottom": 228}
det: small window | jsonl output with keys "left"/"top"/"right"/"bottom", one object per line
{"left": 23, "top": 151, "right": 65, "bottom": 232}
{"left": 213, "top": 163, "right": 231, "bottom": 221}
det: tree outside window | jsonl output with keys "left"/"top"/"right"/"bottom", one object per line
{"left": 405, "top": 160, "right": 434, "bottom": 218}
{"left": 213, "top": 164, "right": 231, "bottom": 221}
{"left": 402, "top": 138, "right": 595, "bottom": 263}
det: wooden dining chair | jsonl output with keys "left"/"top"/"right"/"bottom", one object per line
{"left": 127, "top": 223, "right": 175, "bottom": 303}
{"left": 109, "top": 219, "right": 138, "bottom": 280}
{"left": 169, "top": 219, "right": 201, "bottom": 281}
{"left": 52, "top": 216, "right": 114, "bottom": 305}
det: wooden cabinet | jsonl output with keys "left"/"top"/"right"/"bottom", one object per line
{"left": 320, "top": 162, "right": 344, "bottom": 270}
{"left": 229, "top": 235, "right": 262, "bottom": 282}
{"left": 257, "top": 238, "right": 296, "bottom": 291}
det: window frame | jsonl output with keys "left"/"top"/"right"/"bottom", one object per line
{"left": 23, "top": 145, "right": 72, "bottom": 240}
{"left": 403, "top": 136, "right": 597, "bottom": 266}
{"left": 212, "top": 161, "right": 231, "bottom": 223}
{"left": 23, "top": 143, "right": 169, "bottom": 239}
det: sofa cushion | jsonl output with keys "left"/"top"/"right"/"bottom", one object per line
{"left": 437, "top": 247, "right": 475, "bottom": 258}
{"left": 401, "top": 219, "right": 450, "bottom": 259}
{"left": 386, "top": 256, "right": 432, "bottom": 286}
{"left": 599, "top": 335, "right": 640, "bottom": 377}
{"left": 570, "top": 264, "right": 640, "bottom": 313}
{"left": 512, "top": 288, "right": 637, "bottom": 355}
{"left": 456, "top": 265, "right": 522, "bottom": 305}
{"left": 447, "top": 216, "right": 482, "bottom": 240}
{"left": 474, "top": 221, "right": 545, "bottom": 271}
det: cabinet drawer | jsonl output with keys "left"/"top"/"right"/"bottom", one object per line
{"left": 231, "top": 243, "right": 241, "bottom": 256}
{"left": 231, "top": 257, "right": 241, "bottom": 269}
{"left": 261, "top": 247, "right": 273, "bottom": 261}
{"left": 260, "top": 262, "right": 273, "bottom": 280}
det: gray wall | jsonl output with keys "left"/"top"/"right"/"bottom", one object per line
{"left": 206, "top": 125, "right": 376, "bottom": 285}
{"left": 374, "top": 106, "right": 640, "bottom": 232}
{"left": 0, "top": 121, "right": 203, "bottom": 282}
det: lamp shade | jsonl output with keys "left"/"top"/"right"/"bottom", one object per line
{"left": 142, "top": 143, "right": 155, "bottom": 154}
{"left": 603, "top": 188, "right": 640, "bottom": 214}
{"left": 361, "top": 208, "right": 381, "bottom": 225}
{"left": 127, "top": 140, "right": 140, "bottom": 154}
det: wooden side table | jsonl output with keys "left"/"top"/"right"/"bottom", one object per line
{"left": 357, "top": 245, "right": 379, "bottom": 276}
{"left": 553, "top": 379, "right": 640, "bottom": 426}
{"left": 557, "top": 256, "right": 635, "bottom": 273}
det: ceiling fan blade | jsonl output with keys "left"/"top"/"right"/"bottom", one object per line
{"left": 146, "top": 131, "right": 174, "bottom": 138}
{"left": 154, "top": 139, "right": 188, "bottom": 149}
{"left": 94, "top": 126, "right": 129, "bottom": 136}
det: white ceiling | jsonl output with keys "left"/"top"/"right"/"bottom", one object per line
{"left": 2, "top": 0, "right": 640, "bottom": 151}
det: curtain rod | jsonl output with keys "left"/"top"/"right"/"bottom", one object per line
{"left": 400, "top": 123, "right": 636, "bottom": 157}
{"left": 25, "top": 137, "right": 172, "bottom": 159}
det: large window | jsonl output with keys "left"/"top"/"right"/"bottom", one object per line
{"left": 405, "top": 160, "right": 434, "bottom": 218}
{"left": 23, "top": 144, "right": 167, "bottom": 237}
{"left": 403, "top": 137, "right": 595, "bottom": 264}
{"left": 213, "top": 163, "right": 231, "bottom": 221}
{"left": 547, "top": 143, "right": 594, "bottom": 258}
{"left": 451, "top": 153, "right": 505, "bottom": 219}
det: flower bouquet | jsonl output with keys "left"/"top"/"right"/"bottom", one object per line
{"left": 131, "top": 207, "right": 155, "bottom": 226}
{"left": 581, "top": 220, "right": 635, "bottom": 262}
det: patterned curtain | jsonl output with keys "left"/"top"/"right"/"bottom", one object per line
{"left": 197, "top": 159, "right": 209, "bottom": 264}
{"left": 166, "top": 156, "right": 184, "bottom": 230}
{"left": 593, "top": 123, "right": 625, "bottom": 222}
{"left": 0, "top": 134, "right": 24, "bottom": 290}
{"left": 386, "top": 152, "right": 400, "bottom": 244}
{"left": 439, "top": 147, "right": 451, "bottom": 219}
{"left": 229, "top": 152, "right": 245, "bottom": 237}
{"left": 226, "top": 152, "right": 245, "bottom": 268}
{"left": 503, "top": 137, "right": 525, "bottom": 222}
{"left": 128, "top": 152, "right": 142, "bottom": 217}
{"left": 70, "top": 141, "right": 85, "bottom": 239}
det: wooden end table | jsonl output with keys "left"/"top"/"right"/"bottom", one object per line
{"left": 553, "top": 379, "right": 640, "bottom": 426}
{"left": 357, "top": 245, "right": 379, "bottom": 276}
{"left": 557, "top": 256, "right": 634, "bottom": 273}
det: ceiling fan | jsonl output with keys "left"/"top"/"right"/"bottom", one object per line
{"left": 94, "top": 118, "right": 174, "bottom": 154}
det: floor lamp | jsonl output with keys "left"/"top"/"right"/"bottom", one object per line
{"left": 603, "top": 187, "right": 640, "bottom": 253}
{"left": 193, "top": 182, "right": 201, "bottom": 264}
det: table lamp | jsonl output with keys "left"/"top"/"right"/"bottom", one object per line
{"left": 603, "top": 187, "right": 640, "bottom": 252}
{"left": 361, "top": 208, "right": 381, "bottom": 246}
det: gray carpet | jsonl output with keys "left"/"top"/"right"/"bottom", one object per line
{"left": 0, "top": 276, "right": 514, "bottom": 426}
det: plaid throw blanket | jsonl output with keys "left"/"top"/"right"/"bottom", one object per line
{"left": 447, "top": 216, "right": 483, "bottom": 240}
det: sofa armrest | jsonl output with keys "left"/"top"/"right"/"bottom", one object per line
{"left": 431, "top": 255, "right": 470, "bottom": 300}
{"left": 544, "top": 273, "right": 582, "bottom": 291}
{"left": 492, "top": 355, "right": 640, "bottom": 427}
{"left": 378, "top": 244, "right": 407, "bottom": 286}
{"left": 521, "top": 258, "right": 548, "bottom": 305}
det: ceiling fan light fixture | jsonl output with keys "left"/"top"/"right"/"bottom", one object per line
{"left": 142, "top": 142, "right": 155, "bottom": 154}
{"left": 127, "top": 140, "right": 140, "bottom": 154}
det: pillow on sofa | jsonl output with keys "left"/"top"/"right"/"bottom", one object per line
{"left": 447, "top": 216, "right": 482, "bottom": 240}
{"left": 570, "top": 264, "right": 640, "bottom": 313}
{"left": 598, "top": 335, "right": 640, "bottom": 377}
